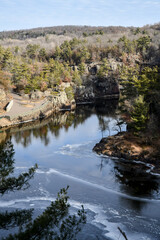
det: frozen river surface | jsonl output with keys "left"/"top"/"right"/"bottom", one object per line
{"left": 0, "top": 102, "right": 160, "bottom": 239}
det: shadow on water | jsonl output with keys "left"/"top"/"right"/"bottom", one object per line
{"left": 99, "top": 156, "right": 160, "bottom": 209}
{"left": 114, "top": 160, "right": 159, "bottom": 197}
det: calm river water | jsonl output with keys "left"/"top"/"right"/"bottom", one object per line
{"left": 0, "top": 101, "right": 160, "bottom": 239}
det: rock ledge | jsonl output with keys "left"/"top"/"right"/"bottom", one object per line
{"left": 93, "top": 132, "right": 160, "bottom": 164}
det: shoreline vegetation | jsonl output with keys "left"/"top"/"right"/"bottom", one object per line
{"left": 0, "top": 24, "right": 160, "bottom": 166}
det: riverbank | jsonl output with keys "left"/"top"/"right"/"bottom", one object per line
{"left": 0, "top": 90, "right": 76, "bottom": 130}
{"left": 0, "top": 64, "right": 120, "bottom": 130}
{"left": 0, "top": 77, "right": 119, "bottom": 130}
{"left": 93, "top": 132, "right": 160, "bottom": 174}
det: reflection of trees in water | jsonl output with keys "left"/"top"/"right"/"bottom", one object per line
{"left": 13, "top": 131, "right": 32, "bottom": 147}
{"left": 98, "top": 116, "right": 111, "bottom": 137}
{"left": 7, "top": 100, "right": 118, "bottom": 147}
{"left": 0, "top": 140, "right": 86, "bottom": 239}
{"left": 112, "top": 118, "right": 125, "bottom": 133}
{"left": 98, "top": 116, "right": 125, "bottom": 138}
{"left": 32, "top": 125, "right": 50, "bottom": 146}
{"left": 12, "top": 125, "right": 50, "bottom": 147}
{"left": 96, "top": 99, "right": 123, "bottom": 138}
{"left": 94, "top": 99, "right": 118, "bottom": 116}
{"left": 97, "top": 156, "right": 160, "bottom": 199}
{"left": 114, "top": 161, "right": 159, "bottom": 196}
{"left": 97, "top": 158, "right": 109, "bottom": 172}
{"left": 119, "top": 196, "right": 147, "bottom": 212}
{"left": 97, "top": 157, "right": 160, "bottom": 211}
{"left": 97, "top": 159, "right": 105, "bottom": 172}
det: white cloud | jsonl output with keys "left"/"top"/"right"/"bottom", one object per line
{"left": 144, "top": 0, "right": 160, "bottom": 5}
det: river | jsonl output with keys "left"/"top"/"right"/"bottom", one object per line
{"left": 0, "top": 101, "right": 160, "bottom": 240}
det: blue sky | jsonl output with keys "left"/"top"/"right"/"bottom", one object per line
{"left": 0, "top": 0, "right": 160, "bottom": 31}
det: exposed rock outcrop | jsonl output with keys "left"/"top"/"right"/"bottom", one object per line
{"left": 0, "top": 62, "right": 120, "bottom": 129}
{"left": 75, "top": 75, "right": 119, "bottom": 103}
{"left": 93, "top": 132, "right": 160, "bottom": 163}
{"left": 52, "top": 90, "right": 76, "bottom": 110}
{"left": 0, "top": 87, "right": 76, "bottom": 129}
{"left": 29, "top": 90, "right": 44, "bottom": 100}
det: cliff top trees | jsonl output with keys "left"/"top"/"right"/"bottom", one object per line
{"left": 0, "top": 69, "right": 11, "bottom": 90}
{"left": 26, "top": 44, "right": 40, "bottom": 59}
{"left": 130, "top": 95, "right": 149, "bottom": 133}
{"left": 97, "top": 58, "right": 111, "bottom": 77}
{"left": 120, "top": 65, "right": 160, "bottom": 134}
{"left": 136, "top": 35, "right": 151, "bottom": 54}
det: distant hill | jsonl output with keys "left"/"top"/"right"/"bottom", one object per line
{"left": 0, "top": 23, "right": 160, "bottom": 41}
{"left": 0, "top": 25, "right": 134, "bottom": 40}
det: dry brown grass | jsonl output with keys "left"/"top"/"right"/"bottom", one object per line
{"left": 0, "top": 26, "right": 159, "bottom": 52}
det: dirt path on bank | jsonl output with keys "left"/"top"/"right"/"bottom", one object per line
{"left": 0, "top": 93, "right": 45, "bottom": 119}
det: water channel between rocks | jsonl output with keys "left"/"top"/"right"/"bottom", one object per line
{"left": 0, "top": 100, "right": 160, "bottom": 240}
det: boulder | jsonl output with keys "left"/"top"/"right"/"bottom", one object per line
{"left": 61, "top": 82, "right": 71, "bottom": 89}
{"left": 44, "top": 90, "right": 52, "bottom": 97}
{"left": 23, "top": 94, "right": 30, "bottom": 100}
{"left": 108, "top": 59, "right": 123, "bottom": 71}
{"left": 52, "top": 91, "right": 68, "bottom": 106}
{"left": 30, "top": 90, "right": 44, "bottom": 100}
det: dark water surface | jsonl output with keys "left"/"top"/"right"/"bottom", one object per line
{"left": 0, "top": 101, "right": 160, "bottom": 239}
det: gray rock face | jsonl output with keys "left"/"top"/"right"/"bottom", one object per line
{"left": 52, "top": 90, "right": 76, "bottom": 110}
{"left": 95, "top": 76, "right": 119, "bottom": 95}
{"left": 30, "top": 90, "right": 44, "bottom": 100}
{"left": 23, "top": 94, "right": 30, "bottom": 100}
{"left": 75, "top": 75, "right": 119, "bottom": 103}
{"left": 108, "top": 59, "right": 123, "bottom": 71}
{"left": 88, "top": 65, "right": 100, "bottom": 75}
{"left": 76, "top": 85, "right": 95, "bottom": 102}
{"left": 73, "top": 61, "right": 120, "bottom": 103}
{"left": 44, "top": 89, "right": 52, "bottom": 97}
{"left": 52, "top": 91, "right": 68, "bottom": 106}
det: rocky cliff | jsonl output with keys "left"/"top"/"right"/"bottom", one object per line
{"left": 0, "top": 61, "right": 120, "bottom": 129}
{"left": 75, "top": 75, "right": 119, "bottom": 103}
{"left": 75, "top": 61, "right": 120, "bottom": 103}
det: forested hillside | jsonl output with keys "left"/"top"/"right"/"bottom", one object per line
{"left": 0, "top": 24, "right": 160, "bottom": 142}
